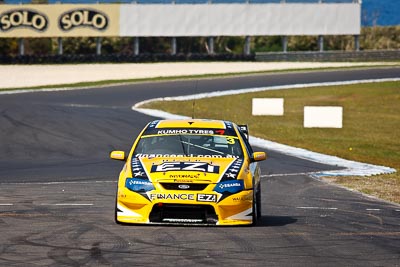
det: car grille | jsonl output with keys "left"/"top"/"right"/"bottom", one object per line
{"left": 149, "top": 204, "right": 218, "bottom": 224}
{"left": 160, "top": 183, "right": 208, "bottom": 191}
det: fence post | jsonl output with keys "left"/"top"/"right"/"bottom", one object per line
{"left": 171, "top": 37, "right": 177, "bottom": 55}
{"left": 282, "top": 36, "right": 288, "bottom": 53}
{"left": 133, "top": 37, "right": 140, "bottom": 56}
{"left": 58, "top": 37, "right": 63, "bottom": 55}
{"left": 354, "top": 35, "right": 360, "bottom": 51}
{"left": 318, "top": 0, "right": 324, "bottom": 51}
{"left": 96, "top": 37, "right": 102, "bottom": 56}
{"left": 244, "top": 36, "right": 251, "bottom": 55}
{"left": 318, "top": 35, "right": 324, "bottom": 52}
{"left": 208, "top": 37, "right": 215, "bottom": 55}
{"left": 18, "top": 38, "right": 25, "bottom": 56}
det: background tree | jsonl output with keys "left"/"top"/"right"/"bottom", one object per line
{"left": 253, "top": 36, "right": 283, "bottom": 52}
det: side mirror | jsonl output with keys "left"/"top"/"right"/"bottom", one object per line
{"left": 110, "top": 150, "right": 126, "bottom": 161}
{"left": 252, "top": 152, "right": 267, "bottom": 162}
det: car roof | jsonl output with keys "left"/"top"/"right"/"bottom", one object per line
{"left": 153, "top": 119, "right": 230, "bottom": 129}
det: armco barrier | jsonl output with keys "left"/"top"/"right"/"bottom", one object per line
{"left": 2, "top": 50, "right": 399, "bottom": 64}
{"left": 256, "top": 50, "right": 400, "bottom": 62}
{"left": 0, "top": 53, "right": 255, "bottom": 64}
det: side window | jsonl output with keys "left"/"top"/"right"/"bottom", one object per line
{"left": 237, "top": 128, "right": 253, "bottom": 157}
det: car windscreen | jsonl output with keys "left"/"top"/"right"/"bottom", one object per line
{"left": 133, "top": 134, "right": 243, "bottom": 158}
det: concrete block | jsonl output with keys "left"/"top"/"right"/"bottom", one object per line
{"left": 304, "top": 106, "right": 343, "bottom": 128}
{"left": 252, "top": 98, "right": 284, "bottom": 116}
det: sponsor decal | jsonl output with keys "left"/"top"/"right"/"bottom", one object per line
{"left": 170, "top": 174, "right": 200, "bottom": 179}
{"left": 224, "top": 121, "right": 234, "bottom": 129}
{"left": 173, "top": 179, "right": 194, "bottom": 183}
{"left": 163, "top": 218, "right": 203, "bottom": 223}
{"left": 219, "top": 158, "right": 244, "bottom": 182}
{"left": 133, "top": 171, "right": 145, "bottom": 177}
{"left": 147, "top": 120, "right": 160, "bottom": 129}
{"left": 215, "top": 129, "right": 225, "bottom": 135}
{"left": 157, "top": 129, "right": 214, "bottom": 135}
{"left": 0, "top": 9, "right": 48, "bottom": 32}
{"left": 125, "top": 178, "right": 154, "bottom": 192}
{"left": 148, "top": 193, "right": 195, "bottom": 201}
{"left": 131, "top": 158, "right": 148, "bottom": 178}
{"left": 142, "top": 128, "right": 238, "bottom": 137}
{"left": 136, "top": 153, "right": 186, "bottom": 158}
{"left": 59, "top": 9, "right": 108, "bottom": 32}
{"left": 214, "top": 180, "right": 244, "bottom": 194}
{"left": 232, "top": 195, "right": 252, "bottom": 202}
{"left": 135, "top": 153, "right": 238, "bottom": 159}
{"left": 197, "top": 194, "right": 217, "bottom": 202}
{"left": 151, "top": 162, "right": 219, "bottom": 174}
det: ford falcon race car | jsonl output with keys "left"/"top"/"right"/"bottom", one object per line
{"left": 110, "top": 119, "right": 266, "bottom": 225}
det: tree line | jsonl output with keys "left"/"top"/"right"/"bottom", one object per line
{"left": 0, "top": 26, "right": 399, "bottom": 56}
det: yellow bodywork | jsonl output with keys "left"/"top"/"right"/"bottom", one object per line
{"left": 112, "top": 119, "right": 265, "bottom": 226}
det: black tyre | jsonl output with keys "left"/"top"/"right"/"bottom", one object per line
{"left": 256, "top": 183, "right": 262, "bottom": 219}
{"left": 252, "top": 183, "right": 261, "bottom": 226}
{"left": 115, "top": 191, "right": 122, "bottom": 225}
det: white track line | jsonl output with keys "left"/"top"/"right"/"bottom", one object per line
{"left": 261, "top": 172, "right": 320, "bottom": 178}
{"left": 297, "top": 207, "right": 338, "bottom": 210}
{"left": 132, "top": 78, "right": 399, "bottom": 177}
{"left": 41, "top": 203, "right": 94, "bottom": 206}
{"left": 133, "top": 78, "right": 400, "bottom": 108}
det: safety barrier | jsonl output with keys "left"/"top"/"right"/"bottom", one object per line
{"left": 256, "top": 50, "right": 400, "bottom": 62}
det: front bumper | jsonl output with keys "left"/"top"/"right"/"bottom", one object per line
{"left": 116, "top": 187, "right": 254, "bottom": 225}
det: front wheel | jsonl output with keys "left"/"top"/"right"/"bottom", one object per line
{"left": 252, "top": 184, "right": 261, "bottom": 226}
{"left": 115, "top": 191, "right": 122, "bottom": 225}
{"left": 256, "top": 183, "right": 262, "bottom": 219}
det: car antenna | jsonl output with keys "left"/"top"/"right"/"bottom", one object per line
{"left": 192, "top": 80, "right": 198, "bottom": 119}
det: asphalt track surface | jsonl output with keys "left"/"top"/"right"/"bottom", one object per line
{"left": 0, "top": 68, "right": 399, "bottom": 266}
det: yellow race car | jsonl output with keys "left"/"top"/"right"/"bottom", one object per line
{"left": 110, "top": 119, "right": 266, "bottom": 226}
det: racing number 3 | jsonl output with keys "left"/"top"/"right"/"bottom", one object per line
{"left": 226, "top": 137, "right": 235, "bottom": 144}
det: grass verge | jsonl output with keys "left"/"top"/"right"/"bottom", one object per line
{"left": 142, "top": 81, "right": 400, "bottom": 204}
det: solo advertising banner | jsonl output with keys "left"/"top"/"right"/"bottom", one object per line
{"left": 0, "top": 5, "right": 120, "bottom": 37}
{"left": 0, "top": 3, "right": 360, "bottom": 38}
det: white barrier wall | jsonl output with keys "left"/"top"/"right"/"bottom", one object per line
{"left": 120, "top": 4, "right": 360, "bottom": 36}
{"left": 304, "top": 106, "right": 343, "bottom": 128}
{"left": 252, "top": 98, "right": 284, "bottom": 116}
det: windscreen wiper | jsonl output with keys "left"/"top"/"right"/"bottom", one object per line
{"left": 178, "top": 135, "right": 188, "bottom": 156}
{"left": 179, "top": 140, "right": 224, "bottom": 155}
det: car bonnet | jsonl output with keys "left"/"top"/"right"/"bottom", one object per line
{"left": 134, "top": 156, "right": 245, "bottom": 184}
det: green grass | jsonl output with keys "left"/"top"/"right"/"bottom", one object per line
{"left": 142, "top": 81, "right": 400, "bottom": 203}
